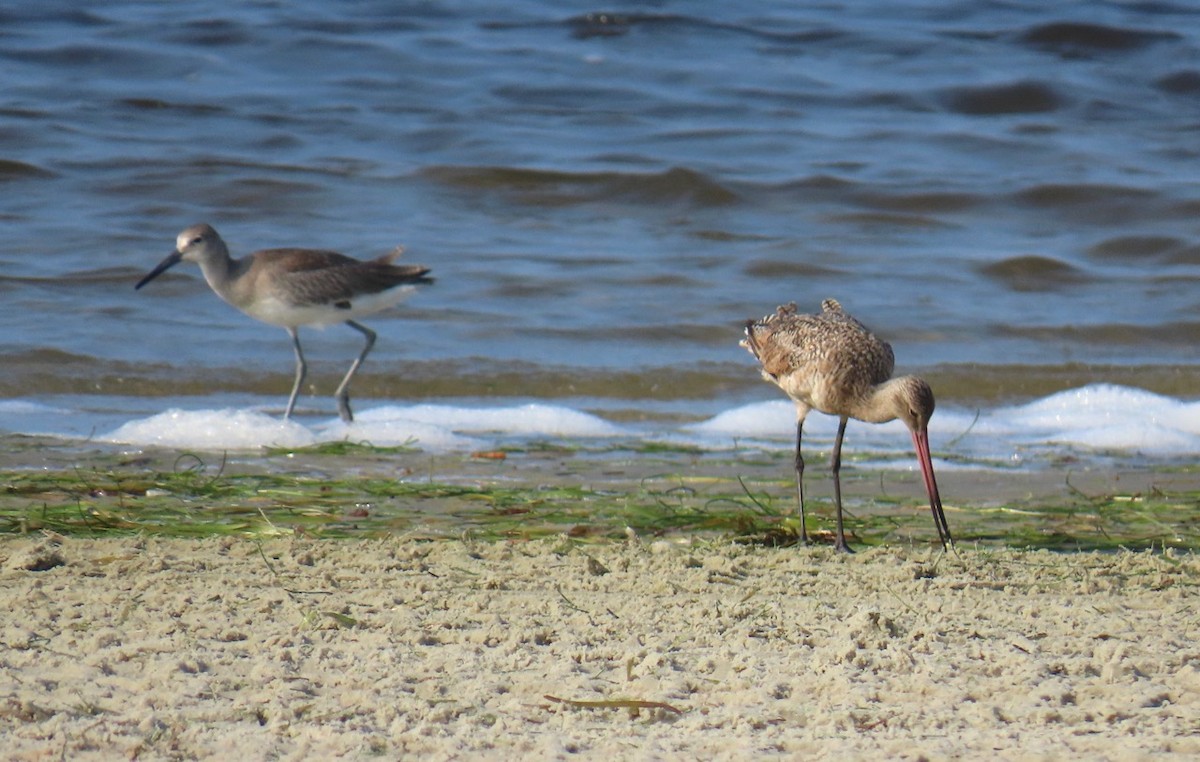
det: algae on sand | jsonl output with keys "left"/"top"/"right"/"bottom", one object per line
{"left": 1, "top": 440, "right": 1198, "bottom": 550}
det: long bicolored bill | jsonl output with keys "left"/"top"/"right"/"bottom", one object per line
{"left": 135, "top": 250, "right": 183, "bottom": 290}
{"left": 911, "top": 427, "right": 953, "bottom": 550}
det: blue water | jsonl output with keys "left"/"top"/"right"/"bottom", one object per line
{"left": 1, "top": 2, "right": 1199, "bottom": 464}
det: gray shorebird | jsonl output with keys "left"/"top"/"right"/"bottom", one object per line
{"left": 135, "top": 223, "right": 433, "bottom": 423}
{"left": 741, "top": 299, "right": 952, "bottom": 552}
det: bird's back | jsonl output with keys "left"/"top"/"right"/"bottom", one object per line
{"left": 742, "top": 299, "right": 895, "bottom": 414}
{"left": 248, "top": 247, "right": 432, "bottom": 307}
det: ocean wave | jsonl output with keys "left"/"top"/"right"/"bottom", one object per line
{"left": 421, "top": 165, "right": 739, "bottom": 207}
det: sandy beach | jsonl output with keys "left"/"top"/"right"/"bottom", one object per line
{"left": 3, "top": 534, "right": 1198, "bottom": 760}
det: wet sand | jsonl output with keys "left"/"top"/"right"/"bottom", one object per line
{"left": 3, "top": 534, "right": 1198, "bottom": 760}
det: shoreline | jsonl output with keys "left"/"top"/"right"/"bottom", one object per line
{"left": 2, "top": 438, "right": 1199, "bottom": 550}
{"left": 3, "top": 360, "right": 1199, "bottom": 407}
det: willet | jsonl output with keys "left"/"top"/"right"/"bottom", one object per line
{"left": 135, "top": 223, "right": 433, "bottom": 423}
{"left": 741, "top": 299, "right": 953, "bottom": 552}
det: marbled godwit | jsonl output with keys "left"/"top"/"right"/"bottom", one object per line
{"left": 135, "top": 223, "right": 433, "bottom": 423}
{"left": 741, "top": 299, "right": 953, "bottom": 552}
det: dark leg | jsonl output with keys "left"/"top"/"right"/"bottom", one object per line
{"left": 793, "top": 418, "right": 809, "bottom": 545}
{"left": 335, "top": 320, "right": 377, "bottom": 423}
{"left": 831, "top": 416, "right": 854, "bottom": 553}
{"left": 284, "top": 327, "right": 306, "bottom": 420}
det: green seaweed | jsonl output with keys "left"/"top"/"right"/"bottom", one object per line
{"left": 1, "top": 446, "right": 1197, "bottom": 550}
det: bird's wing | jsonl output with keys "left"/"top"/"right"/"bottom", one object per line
{"left": 261, "top": 254, "right": 430, "bottom": 307}
{"left": 257, "top": 248, "right": 358, "bottom": 273}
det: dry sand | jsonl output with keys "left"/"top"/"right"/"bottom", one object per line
{"left": 2, "top": 535, "right": 1198, "bottom": 760}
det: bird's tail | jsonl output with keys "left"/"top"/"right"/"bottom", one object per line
{"left": 373, "top": 246, "right": 406, "bottom": 265}
{"left": 740, "top": 302, "right": 797, "bottom": 359}
{"left": 370, "top": 247, "right": 435, "bottom": 285}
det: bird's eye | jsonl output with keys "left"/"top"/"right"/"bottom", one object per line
{"left": 190, "top": 236, "right": 203, "bottom": 246}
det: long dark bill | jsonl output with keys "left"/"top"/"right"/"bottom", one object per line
{"left": 134, "top": 250, "right": 183, "bottom": 290}
{"left": 911, "top": 427, "right": 953, "bottom": 550}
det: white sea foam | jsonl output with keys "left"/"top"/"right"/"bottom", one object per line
{"left": 22, "top": 384, "right": 1200, "bottom": 463}
{"left": 379, "top": 403, "right": 624, "bottom": 438}
{"left": 100, "top": 403, "right": 624, "bottom": 453}
{"left": 687, "top": 384, "right": 1200, "bottom": 460}
{"left": 981, "top": 384, "right": 1200, "bottom": 456}
{"left": 105, "top": 409, "right": 316, "bottom": 450}
{"left": 313, "top": 408, "right": 482, "bottom": 452}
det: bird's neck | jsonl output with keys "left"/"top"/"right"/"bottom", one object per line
{"left": 856, "top": 377, "right": 912, "bottom": 424}
{"left": 197, "top": 250, "right": 239, "bottom": 297}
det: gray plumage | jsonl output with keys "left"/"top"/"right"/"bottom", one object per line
{"left": 136, "top": 223, "right": 433, "bottom": 423}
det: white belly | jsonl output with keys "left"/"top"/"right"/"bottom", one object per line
{"left": 236, "top": 285, "right": 420, "bottom": 328}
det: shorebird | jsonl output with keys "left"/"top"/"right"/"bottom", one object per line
{"left": 741, "top": 299, "right": 953, "bottom": 552}
{"left": 135, "top": 223, "right": 433, "bottom": 423}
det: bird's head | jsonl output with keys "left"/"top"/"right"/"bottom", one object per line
{"left": 889, "top": 375, "right": 936, "bottom": 433}
{"left": 135, "top": 223, "right": 226, "bottom": 290}
{"left": 174, "top": 223, "right": 224, "bottom": 264}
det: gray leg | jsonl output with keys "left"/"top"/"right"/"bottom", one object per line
{"left": 284, "top": 327, "right": 306, "bottom": 420}
{"left": 831, "top": 416, "right": 854, "bottom": 553}
{"left": 793, "top": 419, "right": 810, "bottom": 545}
{"left": 334, "top": 320, "right": 376, "bottom": 423}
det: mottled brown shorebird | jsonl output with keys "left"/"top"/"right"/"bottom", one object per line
{"left": 135, "top": 223, "right": 433, "bottom": 423}
{"left": 741, "top": 299, "right": 952, "bottom": 552}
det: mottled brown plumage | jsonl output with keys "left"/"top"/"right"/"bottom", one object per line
{"left": 742, "top": 299, "right": 952, "bottom": 551}
{"left": 135, "top": 223, "right": 433, "bottom": 423}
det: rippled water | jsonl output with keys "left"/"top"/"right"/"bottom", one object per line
{"left": 1, "top": 2, "right": 1198, "bottom": 458}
